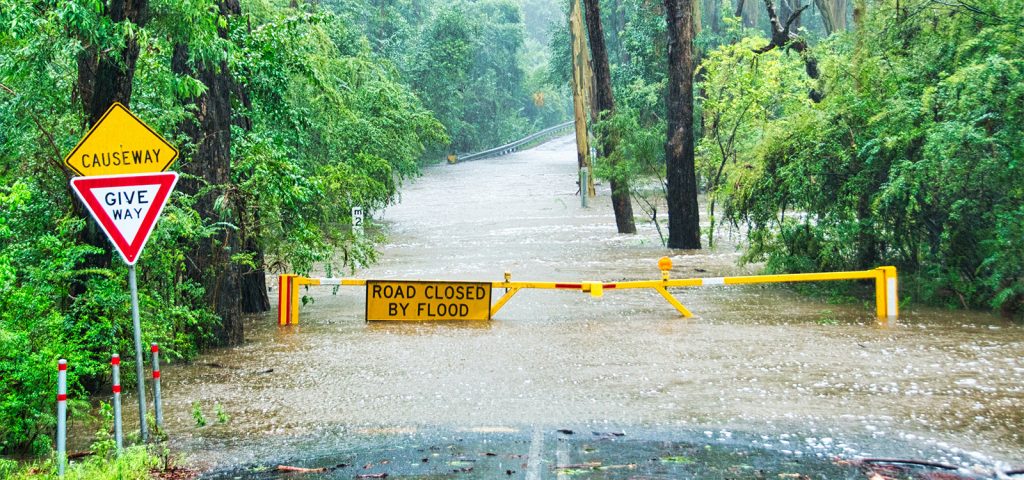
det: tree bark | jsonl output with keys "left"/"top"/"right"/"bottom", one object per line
{"left": 664, "top": 0, "right": 702, "bottom": 249}
{"left": 171, "top": 0, "right": 246, "bottom": 346}
{"left": 709, "top": 0, "right": 722, "bottom": 34}
{"left": 72, "top": 0, "right": 149, "bottom": 296}
{"left": 583, "top": 0, "right": 636, "bottom": 234}
{"left": 814, "top": 0, "right": 847, "bottom": 35}
{"left": 738, "top": 0, "right": 762, "bottom": 28}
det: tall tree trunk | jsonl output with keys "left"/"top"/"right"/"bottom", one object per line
{"left": 584, "top": 0, "right": 636, "bottom": 234}
{"left": 171, "top": 0, "right": 245, "bottom": 346}
{"left": 608, "top": 0, "right": 628, "bottom": 64}
{"left": 664, "top": 0, "right": 702, "bottom": 249}
{"left": 709, "top": 0, "right": 722, "bottom": 34}
{"left": 814, "top": 0, "right": 847, "bottom": 35}
{"left": 737, "top": 0, "right": 761, "bottom": 28}
{"left": 72, "top": 0, "right": 149, "bottom": 296}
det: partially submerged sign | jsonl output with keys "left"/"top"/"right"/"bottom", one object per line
{"left": 64, "top": 102, "right": 179, "bottom": 176}
{"left": 366, "top": 280, "right": 492, "bottom": 321}
{"left": 70, "top": 173, "right": 179, "bottom": 265}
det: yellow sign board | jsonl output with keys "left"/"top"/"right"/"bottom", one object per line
{"left": 64, "top": 102, "right": 179, "bottom": 176}
{"left": 366, "top": 280, "right": 492, "bottom": 321}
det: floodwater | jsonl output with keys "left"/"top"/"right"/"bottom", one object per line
{"left": 157, "top": 136, "right": 1024, "bottom": 477}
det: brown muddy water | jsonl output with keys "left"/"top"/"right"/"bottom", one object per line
{"left": 144, "top": 136, "right": 1022, "bottom": 476}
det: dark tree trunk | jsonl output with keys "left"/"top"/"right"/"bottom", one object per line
{"left": 583, "top": 0, "right": 636, "bottom": 234}
{"left": 171, "top": 0, "right": 246, "bottom": 346}
{"left": 664, "top": 0, "right": 702, "bottom": 249}
{"left": 72, "top": 0, "right": 149, "bottom": 296}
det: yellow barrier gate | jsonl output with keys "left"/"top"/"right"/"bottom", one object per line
{"left": 277, "top": 259, "right": 898, "bottom": 325}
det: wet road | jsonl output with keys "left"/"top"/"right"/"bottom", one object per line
{"left": 160, "top": 136, "right": 1024, "bottom": 477}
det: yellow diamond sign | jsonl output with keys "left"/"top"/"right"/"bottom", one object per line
{"left": 64, "top": 102, "right": 179, "bottom": 176}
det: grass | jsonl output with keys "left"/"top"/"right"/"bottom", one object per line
{"left": 1, "top": 446, "right": 158, "bottom": 479}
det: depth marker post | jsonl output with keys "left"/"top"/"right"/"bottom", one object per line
{"left": 151, "top": 343, "right": 163, "bottom": 430}
{"left": 112, "top": 354, "right": 123, "bottom": 454}
{"left": 56, "top": 359, "right": 67, "bottom": 477}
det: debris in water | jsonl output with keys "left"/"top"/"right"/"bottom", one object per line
{"left": 276, "top": 465, "right": 327, "bottom": 473}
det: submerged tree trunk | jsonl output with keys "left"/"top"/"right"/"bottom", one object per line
{"left": 583, "top": 0, "right": 636, "bottom": 234}
{"left": 664, "top": 0, "right": 702, "bottom": 249}
{"left": 171, "top": 0, "right": 245, "bottom": 346}
{"left": 72, "top": 0, "right": 149, "bottom": 295}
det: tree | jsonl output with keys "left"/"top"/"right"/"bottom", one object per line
{"left": 754, "top": 0, "right": 820, "bottom": 102}
{"left": 171, "top": 0, "right": 246, "bottom": 346}
{"left": 664, "top": 0, "right": 701, "bottom": 249}
{"left": 72, "top": 0, "right": 151, "bottom": 294}
{"left": 584, "top": 0, "right": 636, "bottom": 233}
{"left": 814, "top": 0, "right": 847, "bottom": 35}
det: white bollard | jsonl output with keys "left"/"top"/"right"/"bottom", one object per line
{"left": 112, "top": 354, "right": 123, "bottom": 454}
{"left": 151, "top": 343, "right": 163, "bottom": 430}
{"left": 56, "top": 359, "right": 67, "bottom": 477}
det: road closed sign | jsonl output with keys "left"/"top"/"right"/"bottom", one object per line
{"left": 366, "top": 280, "right": 491, "bottom": 321}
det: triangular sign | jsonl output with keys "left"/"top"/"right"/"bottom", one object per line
{"left": 71, "top": 173, "right": 179, "bottom": 265}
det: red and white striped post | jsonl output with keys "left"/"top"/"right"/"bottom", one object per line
{"left": 151, "top": 343, "right": 163, "bottom": 430}
{"left": 111, "top": 354, "right": 123, "bottom": 454}
{"left": 56, "top": 359, "right": 67, "bottom": 477}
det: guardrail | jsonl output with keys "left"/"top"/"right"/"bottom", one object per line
{"left": 451, "top": 121, "right": 575, "bottom": 163}
{"left": 277, "top": 259, "right": 899, "bottom": 325}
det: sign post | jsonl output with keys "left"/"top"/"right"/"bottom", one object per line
{"left": 65, "top": 103, "right": 179, "bottom": 443}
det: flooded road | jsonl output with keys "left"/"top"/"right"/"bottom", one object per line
{"left": 162, "top": 136, "right": 1024, "bottom": 477}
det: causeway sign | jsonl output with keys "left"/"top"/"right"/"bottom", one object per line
{"left": 366, "top": 280, "right": 492, "bottom": 321}
{"left": 64, "top": 102, "right": 179, "bottom": 176}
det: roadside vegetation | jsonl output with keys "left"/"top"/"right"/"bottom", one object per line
{"left": 1, "top": 0, "right": 1022, "bottom": 472}
{"left": 558, "top": 0, "right": 1023, "bottom": 316}
{"left": 1, "top": 0, "right": 565, "bottom": 460}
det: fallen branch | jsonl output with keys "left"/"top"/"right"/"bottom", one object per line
{"left": 276, "top": 465, "right": 327, "bottom": 473}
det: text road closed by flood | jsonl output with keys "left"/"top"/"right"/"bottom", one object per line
{"left": 365, "top": 280, "right": 492, "bottom": 321}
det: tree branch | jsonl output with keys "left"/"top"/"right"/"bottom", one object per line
{"left": 0, "top": 82, "right": 72, "bottom": 179}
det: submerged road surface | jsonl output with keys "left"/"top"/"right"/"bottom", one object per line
{"left": 161, "top": 136, "right": 1024, "bottom": 478}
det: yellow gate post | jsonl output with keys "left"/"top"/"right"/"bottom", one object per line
{"left": 278, "top": 274, "right": 296, "bottom": 326}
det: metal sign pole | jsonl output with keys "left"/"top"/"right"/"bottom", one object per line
{"left": 128, "top": 265, "right": 148, "bottom": 442}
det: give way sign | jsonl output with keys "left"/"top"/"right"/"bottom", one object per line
{"left": 70, "top": 173, "right": 178, "bottom": 265}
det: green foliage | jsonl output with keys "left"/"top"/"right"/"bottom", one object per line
{"left": 0, "top": 0, "right": 452, "bottom": 456}
{"left": 695, "top": 36, "right": 812, "bottom": 246}
{"left": 708, "top": 0, "right": 1024, "bottom": 316}
{"left": 214, "top": 402, "right": 229, "bottom": 424}
{"left": 404, "top": 0, "right": 544, "bottom": 153}
{"left": 228, "top": 5, "right": 446, "bottom": 276}
{"left": 192, "top": 401, "right": 207, "bottom": 427}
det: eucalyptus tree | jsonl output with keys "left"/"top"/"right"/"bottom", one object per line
{"left": 664, "top": 0, "right": 701, "bottom": 249}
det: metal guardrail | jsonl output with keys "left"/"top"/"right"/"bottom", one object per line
{"left": 452, "top": 121, "right": 575, "bottom": 163}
